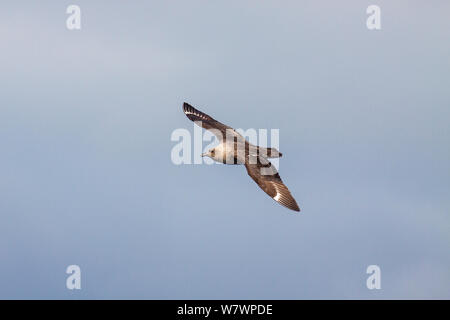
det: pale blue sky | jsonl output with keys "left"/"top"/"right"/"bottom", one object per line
{"left": 0, "top": 1, "right": 449, "bottom": 299}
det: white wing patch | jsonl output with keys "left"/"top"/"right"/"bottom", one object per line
{"left": 184, "top": 109, "right": 209, "bottom": 120}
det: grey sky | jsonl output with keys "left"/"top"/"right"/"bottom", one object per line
{"left": 0, "top": 1, "right": 449, "bottom": 299}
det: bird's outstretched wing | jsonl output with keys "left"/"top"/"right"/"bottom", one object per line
{"left": 245, "top": 156, "right": 300, "bottom": 212}
{"left": 183, "top": 102, "right": 241, "bottom": 141}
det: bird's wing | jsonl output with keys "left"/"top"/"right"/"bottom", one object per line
{"left": 183, "top": 102, "right": 243, "bottom": 141}
{"left": 244, "top": 155, "right": 300, "bottom": 212}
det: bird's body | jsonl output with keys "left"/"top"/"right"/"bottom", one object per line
{"left": 182, "top": 102, "right": 300, "bottom": 212}
{"left": 209, "top": 140, "right": 246, "bottom": 165}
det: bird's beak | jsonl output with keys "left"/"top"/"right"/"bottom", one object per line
{"left": 201, "top": 152, "right": 207, "bottom": 157}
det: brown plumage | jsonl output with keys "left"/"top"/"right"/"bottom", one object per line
{"left": 183, "top": 102, "right": 300, "bottom": 212}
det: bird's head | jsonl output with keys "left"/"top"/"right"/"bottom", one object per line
{"left": 201, "top": 148, "right": 215, "bottom": 158}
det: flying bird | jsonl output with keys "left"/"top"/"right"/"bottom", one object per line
{"left": 182, "top": 102, "right": 300, "bottom": 212}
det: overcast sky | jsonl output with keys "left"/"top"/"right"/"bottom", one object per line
{"left": 0, "top": 1, "right": 449, "bottom": 299}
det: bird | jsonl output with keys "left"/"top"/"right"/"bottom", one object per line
{"left": 182, "top": 102, "right": 300, "bottom": 212}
